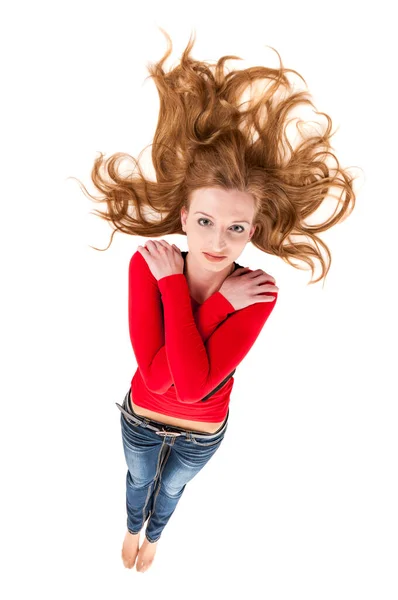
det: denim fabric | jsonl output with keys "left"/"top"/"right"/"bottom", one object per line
{"left": 117, "top": 388, "right": 228, "bottom": 542}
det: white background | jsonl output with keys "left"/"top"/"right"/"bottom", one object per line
{"left": 1, "top": 1, "right": 397, "bottom": 598}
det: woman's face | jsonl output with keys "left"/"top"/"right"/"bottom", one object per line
{"left": 180, "top": 187, "right": 257, "bottom": 270}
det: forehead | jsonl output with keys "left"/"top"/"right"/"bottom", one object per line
{"left": 190, "top": 187, "right": 255, "bottom": 221}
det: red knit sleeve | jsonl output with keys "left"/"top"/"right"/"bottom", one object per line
{"left": 128, "top": 251, "right": 236, "bottom": 393}
{"left": 157, "top": 272, "right": 278, "bottom": 403}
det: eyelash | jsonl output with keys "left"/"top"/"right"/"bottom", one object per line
{"left": 197, "top": 218, "right": 245, "bottom": 233}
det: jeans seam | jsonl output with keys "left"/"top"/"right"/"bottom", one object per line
{"left": 145, "top": 443, "right": 173, "bottom": 539}
{"left": 146, "top": 533, "right": 161, "bottom": 543}
{"left": 141, "top": 438, "right": 167, "bottom": 526}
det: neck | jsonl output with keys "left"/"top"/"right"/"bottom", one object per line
{"left": 183, "top": 251, "right": 234, "bottom": 299}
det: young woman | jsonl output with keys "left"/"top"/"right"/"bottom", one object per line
{"left": 77, "top": 28, "right": 358, "bottom": 573}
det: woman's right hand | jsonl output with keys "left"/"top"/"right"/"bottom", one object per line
{"left": 219, "top": 267, "right": 279, "bottom": 311}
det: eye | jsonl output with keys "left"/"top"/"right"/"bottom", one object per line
{"left": 197, "top": 218, "right": 245, "bottom": 233}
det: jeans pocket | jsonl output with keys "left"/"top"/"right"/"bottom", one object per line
{"left": 121, "top": 416, "right": 155, "bottom": 452}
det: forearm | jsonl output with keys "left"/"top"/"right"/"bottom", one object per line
{"left": 144, "top": 288, "right": 235, "bottom": 393}
{"left": 128, "top": 249, "right": 235, "bottom": 394}
{"left": 158, "top": 274, "right": 235, "bottom": 402}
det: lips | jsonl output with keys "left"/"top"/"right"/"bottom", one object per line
{"left": 204, "top": 252, "right": 226, "bottom": 258}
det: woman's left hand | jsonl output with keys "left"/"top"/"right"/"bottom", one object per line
{"left": 137, "top": 240, "right": 184, "bottom": 281}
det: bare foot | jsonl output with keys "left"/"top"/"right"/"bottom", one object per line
{"left": 121, "top": 530, "right": 141, "bottom": 569}
{"left": 135, "top": 536, "right": 159, "bottom": 572}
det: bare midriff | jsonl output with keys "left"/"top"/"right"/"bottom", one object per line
{"left": 130, "top": 397, "right": 226, "bottom": 434}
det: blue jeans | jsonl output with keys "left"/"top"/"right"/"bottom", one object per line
{"left": 116, "top": 388, "right": 229, "bottom": 543}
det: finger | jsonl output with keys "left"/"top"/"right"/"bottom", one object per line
{"left": 259, "top": 270, "right": 276, "bottom": 283}
{"left": 156, "top": 240, "right": 173, "bottom": 252}
{"left": 140, "top": 241, "right": 153, "bottom": 251}
{"left": 145, "top": 240, "right": 163, "bottom": 253}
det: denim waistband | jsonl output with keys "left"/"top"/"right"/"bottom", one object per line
{"left": 115, "top": 388, "right": 229, "bottom": 439}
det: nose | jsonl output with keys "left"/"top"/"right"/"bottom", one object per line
{"left": 208, "top": 231, "right": 228, "bottom": 253}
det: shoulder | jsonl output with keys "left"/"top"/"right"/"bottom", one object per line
{"left": 233, "top": 260, "right": 277, "bottom": 284}
{"left": 227, "top": 262, "right": 279, "bottom": 323}
{"left": 129, "top": 249, "right": 145, "bottom": 269}
{"left": 129, "top": 249, "right": 155, "bottom": 282}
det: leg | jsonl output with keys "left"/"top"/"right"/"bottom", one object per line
{"left": 144, "top": 432, "right": 226, "bottom": 543}
{"left": 120, "top": 414, "right": 166, "bottom": 534}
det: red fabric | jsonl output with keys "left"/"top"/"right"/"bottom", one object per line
{"left": 128, "top": 249, "right": 278, "bottom": 422}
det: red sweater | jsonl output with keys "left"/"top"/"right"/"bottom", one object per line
{"left": 128, "top": 249, "right": 278, "bottom": 422}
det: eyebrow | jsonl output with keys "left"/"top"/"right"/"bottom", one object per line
{"left": 194, "top": 211, "right": 251, "bottom": 225}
